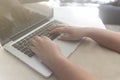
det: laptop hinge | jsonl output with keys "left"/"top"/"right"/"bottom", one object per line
{"left": 0, "top": 39, "right": 11, "bottom": 46}
{"left": 0, "top": 18, "right": 49, "bottom": 46}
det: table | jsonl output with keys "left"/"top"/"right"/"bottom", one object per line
{"left": 0, "top": 5, "right": 120, "bottom": 80}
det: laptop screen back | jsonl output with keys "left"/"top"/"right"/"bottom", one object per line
{"left": 0, "top": 4, "right": 53, "bottom": 45}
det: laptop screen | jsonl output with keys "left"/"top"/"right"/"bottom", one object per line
{"left": 0, "top": 4, "right": 53, "bottom": 45}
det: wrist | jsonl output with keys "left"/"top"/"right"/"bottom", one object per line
{"left": 45, "top": 54, "right": 66, "bottom": 70}
{"left": 82, "top": 28, "right": 95, "bottom": 38}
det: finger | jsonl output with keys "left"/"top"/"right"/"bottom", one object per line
{"left": 29, "top": 46, "right": 39, "bottom": 55}
{"left": 30, "top": 38, "right": 37, "bottom": 46}
{"left": 58, "top": 34, "right": 71, "bottom": 41}
{"left": 33, "top": 35, "right": 42, "bottom": 42}
{"left": 50, "top": 26, "right": 70, "bottom": 34}
{"left": 41, "top": 36, "right": 50, "bottom": 40}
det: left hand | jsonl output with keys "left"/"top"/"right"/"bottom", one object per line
{"left": 30, "top": 36, "right": 63, "bottom": 66}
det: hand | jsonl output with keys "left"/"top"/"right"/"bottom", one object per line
{"left": 30, "top": 36, "right": 63, "bottom": 66}
{"left": 50, "top": 25, "right": 89, "bottom": 41}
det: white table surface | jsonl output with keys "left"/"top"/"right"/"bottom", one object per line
{"left": 1, "top": 6, "right": 120, "bottom": 80}
{"left": 54, "top": 6, "right": 105, "bottom": 29}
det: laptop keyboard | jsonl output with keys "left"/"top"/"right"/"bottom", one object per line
{"left": 12, "top": 20, "right": 62, "bottom": 57}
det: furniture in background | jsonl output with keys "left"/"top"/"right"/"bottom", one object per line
{"left": 99, "top": 0, "right": 120, "bottom": 25}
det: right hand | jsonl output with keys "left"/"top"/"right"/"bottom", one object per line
{"left": 50, "top": 25, "right": 89, "bottom": 41}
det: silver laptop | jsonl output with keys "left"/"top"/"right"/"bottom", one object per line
{"left": 0, "top": 6, "right": 79, "bottom": 77}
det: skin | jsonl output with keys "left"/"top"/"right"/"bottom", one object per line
{"left": 30, "top": 25, "right": 120, "bottom": 80}
{"left": 2, "top": 0, "right": 119, "bottom": 79}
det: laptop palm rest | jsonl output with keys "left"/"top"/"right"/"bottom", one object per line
{"left": 54, "top": 39, "right": 80, "bottom": 57}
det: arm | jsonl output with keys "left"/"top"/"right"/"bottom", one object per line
{"left": 51, "top": 26, "right": 120, "bottom": 53}
{"left": 48, "top": 55, "right": 96, "bottom": 80}
{"left": 86, "top": 28, "right": 120, "bottom": 53}
{"left": 30, "top": 36, "right": 96, "bottom": 80}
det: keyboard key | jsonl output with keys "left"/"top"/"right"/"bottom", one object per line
{"left": 12, "top": 20, "right": 62, "bottom": 57}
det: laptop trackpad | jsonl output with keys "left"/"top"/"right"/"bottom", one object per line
{"left": 54, "top": 39, "right": 80, "bottom": 57}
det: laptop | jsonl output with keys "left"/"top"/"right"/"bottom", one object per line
{"left": 0, "top": 5, "right": 79, "bottom": 77}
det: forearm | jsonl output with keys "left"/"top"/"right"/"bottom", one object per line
{"left": 85, "top": 28, "right": 120, "bottom": 52}
{"left": 48, "top": 56, "right": 96, "bottom": 80}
